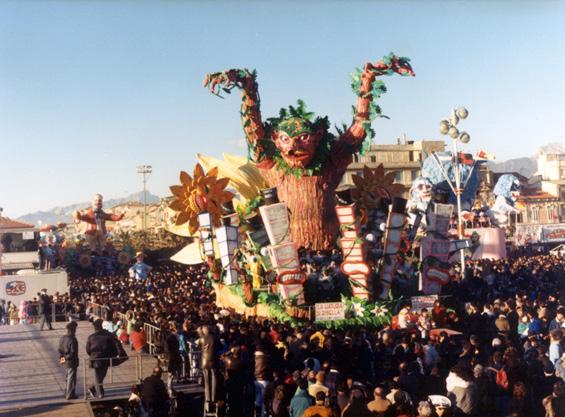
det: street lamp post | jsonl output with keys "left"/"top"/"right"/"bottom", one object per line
{"left": 439, "top": 107, "right": 471, "bottom": 279}
{"left": 136, "top": 165, "right": 152, "bottom": 232}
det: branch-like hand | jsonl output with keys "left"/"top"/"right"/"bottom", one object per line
{"left": 204, "top": 69, "right": 266, "bottom": 162}
{"left": 341, "top": 53, "right": 415, "bottom": 148}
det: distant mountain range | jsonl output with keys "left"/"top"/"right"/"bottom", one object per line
{"left": 18, "top": 191, "right": 161, "bottom": 226}
{"left": 488, "top": 157, "right": 537, "bottom": 178}
{"left": 487, "top": 142, "right": 565, "bottom": 179}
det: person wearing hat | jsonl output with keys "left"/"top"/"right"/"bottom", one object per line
{"left": 428, "top": 395, "right": 452, "bottom": 417}
{"left": 58, "top": 321, "right": 79, "bottom": 400}
{"left": 128, "top": 252, "right": 152, "bottom": 281}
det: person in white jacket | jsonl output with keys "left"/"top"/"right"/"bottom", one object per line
{"left": 445, "top": 366, "right": 478, "bottom": 416}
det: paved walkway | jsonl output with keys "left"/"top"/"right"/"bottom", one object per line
{"left": 0, "top": 320, "right": 192, "bottom": 416}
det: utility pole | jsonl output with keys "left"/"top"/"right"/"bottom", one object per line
{"left": 136, "top": 165, "right": 152, "bottom": 232}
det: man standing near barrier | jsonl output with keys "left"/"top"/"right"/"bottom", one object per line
{"left": 142, "top": 367, "right": 170, "bottom": 417}
{"left": 58, "top": 321, "right": 79, "bottom": 400}
{"left": 86, "top": 318, "right": 116, "bottom": 399}
{"left": 38, "top": 289, "right": 53, "bottom": 331}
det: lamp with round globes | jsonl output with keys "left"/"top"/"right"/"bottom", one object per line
{"left": 459, "top": 132, "right": 470, "bottom": 144}
{"left": 440, "top": 120, "right": 450, "bottom": 135}
{"left": 448, "top": 127, "right": 459, "bottom": 139}
{"left": 437, "top": 107, "right": 472, "bottom": 279}
{"left": 456, "top": 107, "right": 469, "bottom": 119}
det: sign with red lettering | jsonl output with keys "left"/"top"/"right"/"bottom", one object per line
{"left": 315, "top": 302, "right": 345, "bottom": 321}
{"left": 5, "top": 281, "right": 26, "bottom": 296}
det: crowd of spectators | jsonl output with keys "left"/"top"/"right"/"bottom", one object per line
{"left": 3, "top": 246, "right": 565, "bottom": 417}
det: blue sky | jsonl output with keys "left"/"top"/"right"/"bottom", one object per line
{"left": 1, "top": 0, "right": 564, "bottom": 217}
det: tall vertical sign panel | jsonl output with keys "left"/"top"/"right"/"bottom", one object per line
{"left": 336, "top": 204, "right": 371, "bottom": 300}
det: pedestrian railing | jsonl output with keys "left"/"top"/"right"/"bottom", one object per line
{"left": 87, "top": 302, "right": 203, "bottom": 382}
{"left": 23, "top": 302, "right": 66, "bottom": 324}
{"left": 82, "top": 355, "right": 160, "bottom": 400}
{"left": 143, "top": 322, "right": 161, "bottom": 356}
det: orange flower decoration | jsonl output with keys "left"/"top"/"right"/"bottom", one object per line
{"left": 351, "top": 164, "right": 404, "bottom": 211}
{"left": 169, "top": 163, "right": 235, "bottom": 234}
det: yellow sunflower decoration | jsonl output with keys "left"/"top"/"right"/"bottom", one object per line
{"left": 169, "top": 163, "right": 235, "bottom": 235}
{"left": 351, "top": 164, "right": 404, "bottom": 214}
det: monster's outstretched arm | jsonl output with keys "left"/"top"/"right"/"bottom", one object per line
{"left": 204, "top": 69, "right": 267, "bottom": 162}
{"left": 339, "top": 53, "right": 415, "bottom": 150}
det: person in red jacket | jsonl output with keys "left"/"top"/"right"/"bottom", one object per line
{"left": 73, "top": 194, "right": 124, "bottom": 253}
{"left": 130, "top": 325, "right": 148, "bottom": 354}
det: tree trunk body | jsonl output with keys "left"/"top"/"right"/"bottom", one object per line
{"left": 261, "top": 163, "right": 344, "bottom": 250}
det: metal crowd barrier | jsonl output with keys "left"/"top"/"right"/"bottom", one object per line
{"left": 82, "top": 355, "right": 159, "bottom": 400}
{"left": 87, "top": 302, "right": 203, "bottom": 382}
{"left": 143, "top": 322, "right": 162, "bottom": 356}
{"left": 89, "top": 303, "right": 165, "bottom": 356}
{"left": 23, "top": 302, "right": 67, "bottom": 324}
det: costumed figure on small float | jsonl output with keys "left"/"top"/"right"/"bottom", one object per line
{"left": 73, "top": 194, "right": 124, "bottom": 254}
{"left": 488, "top": 174, "right": 522, "bottom": 229}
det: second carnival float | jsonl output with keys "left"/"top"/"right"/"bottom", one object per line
{"left": 162, "top": 53, "right": 520, "bottom": 330}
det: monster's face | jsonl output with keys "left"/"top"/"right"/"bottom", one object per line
{"left": 272, "top": 117, "right": 323, "bottom": 169}
{"left": 410, "top": 177, "right": 433, "bottom": 204}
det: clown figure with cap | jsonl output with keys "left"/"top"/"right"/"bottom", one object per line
{"left": 129, "top": 252, "right": 152, "bottom": 281}
{"left": 73, "top": 194, "right": 124, "bottom": 254}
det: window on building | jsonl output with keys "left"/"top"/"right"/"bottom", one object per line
{"left": 409, "top": 151, "right": 414, "bottom": 162}
{"left": 353, "top": 154, "right": 359, "bottom": 163}
{"left": 370, "top": 155, "right": 376, "bottom": 163}
{"left": 516, "top": 213, "right": 523, "bottom": 223}
{"left": 411, "top": 170, "right": 419, "bottom": 181}
{"left": 395, "top": 171, "right": 402, "bottom": 182}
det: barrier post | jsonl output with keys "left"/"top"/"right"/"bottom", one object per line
{"left": 83, "top": 358, "right": 87, "bottom": 400}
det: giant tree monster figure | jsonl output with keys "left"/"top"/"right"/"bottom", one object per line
{"left": 204, "top": 53, "right": 414, "bottom": 249}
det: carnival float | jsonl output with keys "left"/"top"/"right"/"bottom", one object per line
{"left": 164, "top": 53, "right": 521, "bottom": 329}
